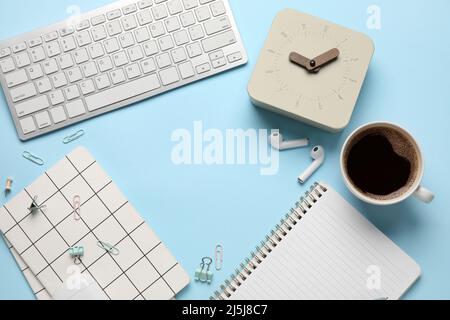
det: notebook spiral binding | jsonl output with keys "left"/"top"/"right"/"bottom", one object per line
{"left": 210, "top": 182, "right": 328, "bottom": 300}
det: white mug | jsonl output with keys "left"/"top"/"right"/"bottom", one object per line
{"left": 340, "top": 122, "right": 434, "bottom": 206}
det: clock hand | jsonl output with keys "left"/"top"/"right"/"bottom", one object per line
{"left": 289, "top": 52, "right": 310, "bottom": 69}
{"left": 307, "top": 48, "right": 340, "bottom": 72}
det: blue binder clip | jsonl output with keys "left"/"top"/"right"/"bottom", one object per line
{"left": 194, "top": 257, "right": 214, "bottom": 284}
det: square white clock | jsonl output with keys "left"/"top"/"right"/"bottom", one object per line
{"left": 248, "top": 9, "right": 375, "bottom": 132}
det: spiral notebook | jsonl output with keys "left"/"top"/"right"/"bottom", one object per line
{"left": 213, "top": 183, "right": 421, "bottom": 300}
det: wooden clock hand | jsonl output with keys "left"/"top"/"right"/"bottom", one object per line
{"left": 307, "top": 48, "right": 340, "bottom": 72}
{"left": 289, "top": 52, "right": 310, "bottom": 69}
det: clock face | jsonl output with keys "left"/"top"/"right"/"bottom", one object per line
{"left": 248, "top": 9, "right": 374, "bottom": 132}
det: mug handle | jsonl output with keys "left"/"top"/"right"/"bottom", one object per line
{"left": 413, "top": 186, "right": 435, "bottom": 203}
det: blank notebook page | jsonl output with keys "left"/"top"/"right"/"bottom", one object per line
{"left": 229, "top": 185, "right": 421, "bottom": 300}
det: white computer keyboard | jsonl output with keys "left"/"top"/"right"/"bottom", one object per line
{"left": 0, "top": 0, "right": 247, "bottom": 141}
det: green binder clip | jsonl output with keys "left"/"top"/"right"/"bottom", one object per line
{"left": 69, "top": 246, "right": 84, "bottom": 265}
{"left": 194, "top": 257, "right": 214, "bottom": 284}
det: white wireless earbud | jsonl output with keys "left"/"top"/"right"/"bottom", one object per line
{"left": 269, "top": 132, "right": 310, "bottom": 151}
{"left": 298, "top": 146, "right": 325, "bottom": 184}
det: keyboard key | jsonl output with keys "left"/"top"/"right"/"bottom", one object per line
{"left": 74, "top": 48, "right": 90, "bottom": 64}
{"left": 156, "top": 52, "right": 171, "bottom": 68}
{"left": 76, "top": 20, "right": 91, "bottom": 31}
{"left": 14, "top": 52, "right": 31, "bottom": 68}
{"left": 119, "top": 33, "right": 135, "bottom": 48}
{"left": 67, "top": 67, "right": 83, "bottom": 83}
{"left": 92, "top": 25, "right": 107, "bottom": 41}
{"left": 135, "top": 27, "right": 151, "bottom": 43}
{"left": 167, "top": 0, "right": 183, "bottom": 15}
{"left": 152, "top": 4, "right": 168, "bottom": 20}
{"left": 141, "top": 58, "right": 156, "bottom": 74}
{"left": 183, "top": 0, "right": 198, "bottom": 10}
{"left": 94, "top": 74, "right": 111, "bottom": 90}
{"left": 110, "top": 69, "right": 126, "bottom": 84}
{"left": 59, "top": 26, "right": 75, "bottom": 37}
{"left": 195, "top": 6, "right": 211, "bottom": 22}
{"left": 98, "top": 56, "right": 114, "bottom": 72}
{"left": 188, "top": 25, "right": 205, "bottom": 40}
{"left": 50, "top": 106, "right": 67, "bottom": 123}
{"left": 86, "top": 74, "right": 161, "bottom": 112}
{"left": 61, "top": 36, "right": 77, "bottom": 52}
{"left": 227, "top": 51, "right": 243, "bottom": 63}
{"left": 76, "top": 31, "right": 92, "bottom": 47}
{"left": 160, "top": 67, "right": 180, "bottom": 86}
{"left": 64, "top": 85, "right": 81, "bottom": 100}
{"left": 44, "top": 31, "right": 59, "bottom": 42}
{"left": 143, "top": 41, "right": 159, "bottom": 56}
{"left": 174, "top": 30, "right": 189, "bottom": 46}
{"left": 122, "top": 4, "right": 138, "bottom": 15}
{"left": 0, "top": 58, "right": 15, "bottom": 73}
{"left": 158, "top": 35, "right": 174, "bottom": 51}
{"left": 125, "top": 63, "right": 141, "bottom": 79}
{"left": 0, "top": 47, "right": 11, "bottom": 58}
{"left": 88, "top": 43, "right": 105, "bottom": 59}
{"left": 51, "top": 72, "right": 68, "bottom": 88}
{"left": 210, "top": 0, "right": 226, "bottom": 16}
{"left": 107, "top": 9, "right": 122, "bottom": 20}
{"left": 81, "top": 61, "right": 98, "bottom": 77}
{"left": 204, "top": 16, "right": 231, "bottom": 35}
{"left": 57, "top": 54, "right": 74, "bottom": 69}
{"left": 106, "top": 20, "right": 123, "bottom": 36}
{"left": 113, "top": 51, "right": 129, "bottom": 67}
{"left": 212, "top": 57, "right": 226, "bottom": 68}
{"left": 149, "top": 22, "right": 165, "bottom": 37}
{"left": 66, "top": 99, "right": 86, "bottom": 118}
{"left": 202, "top": 30, "right": 236, "bottom": 52}
{"left": 15, "top": 95, "right": 49, "bottom": 117}
{"left": 20, "top": 117, "right": 36, "bottom": 134}
{"left": 196, "top": 62, "right": 211, "bottom": 74}
{"left": 27, "top": 65, "right": 44, "bottom": 80}
{"left": 186, "top": 42, "right": 202, "bottom": 58}
{"left": 178, "top": 61, "right": 195, "bottom": 79}
{"left": 137, "top": 10, "right": 153, "bottom": 26}
{"left": 49, "top": 90, "right": 65, "bottom": 105}
{"left": 28, "top": 37, "right": 42, "bottom": 48}
{"left": 122, "top": 15, "right": 138, "bottom": 31}
{"left": 43, "top": 59, "right": 59, "bottom": 74}
{"left": 5, "top": 69, "right": 28, "bottom": 88}
{"left": 80, "top": 79, "right": 96, "bottom": 95}
{"left": 138, "top": 0, "right": 154, "bottom": 9}
{"left": 10, "top": 83, "right": 37, "bottom": 102}
{"left": 91, "top": 14, "right": 106, "bottom": 26}
{"left": 45, "top": 41, "right": 61, "bottom": 57}
{"left": 165, "top": 16, "right": 181, "bottom": 33}
{"left": 12, "top": 42, "right": 27, "bottom": 53}
{"left": 209, "top": 50, "right": 224, "bottom": 60}
{"left": 180, "top": 11, "right": 196, "bottom": 27}
{"left": 35, "top": 111, "right": 52, "bottom": 129}
{"left": 29, "top": 47, "right": 46, "bottom": 63}
{"left": 104, "top": 38, "right": 120, "bottom": 53}
{"left": 171, "top": 47, "right": 187, "bottom": 63}
{"left": 128, "top": 46, "right": 144, "bottom": 61}
{"left": 36, "top": 78, "right": 52, "bottom": 93}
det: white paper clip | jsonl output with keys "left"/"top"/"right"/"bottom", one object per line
{"left": 215, "top": 245, "right": 223, "bottom": 271}
{"left": 63, "top": 130, "right": 85, "bottom": 144}
{"left": 97, "top": 241, "right": 120, "bottom": 255}
{"left": 22, "top": 151, "right": 44, "bottom": 166}
{"left": 73, "top": 195, "right": 81, "bottom": 221}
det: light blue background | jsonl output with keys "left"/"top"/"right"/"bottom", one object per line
{"left": 0, "top": 0, "right": 449, "bottom": 300}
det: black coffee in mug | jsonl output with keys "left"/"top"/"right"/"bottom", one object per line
{"left": 343, "top": 126, "right": 420, "bottom": 200}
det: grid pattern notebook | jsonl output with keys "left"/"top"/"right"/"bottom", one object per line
{"left": 212, "top": 183, "right": 421, "bottom": 300}
{"left": 0, "top": 147, "right": 189, "bottom": 300}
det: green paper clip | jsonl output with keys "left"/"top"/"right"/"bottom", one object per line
{"left": 194, "top": 257, "right": 214, "bottom": 284}
{"left": 22, "top": 151, "right": 44, "bottom": 166}
{"left": 97, "top": 240, "right": 120, "bottom": 255}
{"left": 63, "top": 130, "right": 85, "bottom": 144}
